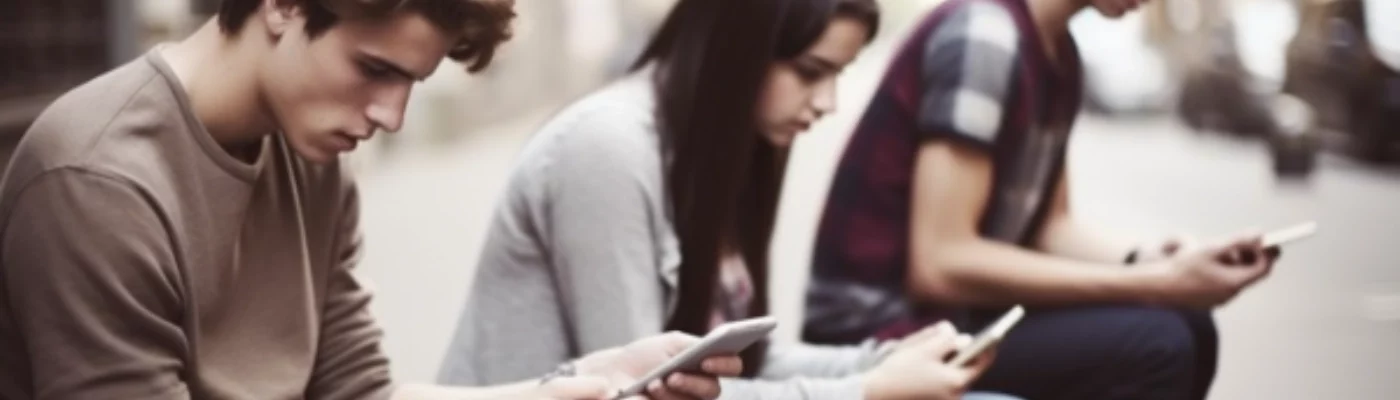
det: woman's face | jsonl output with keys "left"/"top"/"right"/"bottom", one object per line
{"left": 755, "top": 16, "right": 872, "bottom": 148}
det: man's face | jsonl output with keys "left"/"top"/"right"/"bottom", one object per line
{"left": 258, "top": 7, "right": 453, "bottom": 163}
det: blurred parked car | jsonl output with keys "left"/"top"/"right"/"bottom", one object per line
{"left": 1152, "top": 0, "right": 1320, "bottom": 176}
{"left": 1167, "top": 0, "right": 1298, "bottom": 137}
{"left": 1283, "top": 0, "right": 1400, "bottom": 163}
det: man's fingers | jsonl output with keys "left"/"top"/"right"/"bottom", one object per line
{"left": 643, "top": 382, "right": 687, "bottom": 400}
{"left": 1239, "top": 253, "right": 1275, "bottom": 286}
{"left": 932, "top": 320, "right": 957, "bottom": 335}
{"left": 907, "top": 327, "right": 960, "bottom": 359}
{"left": 915, "top": 321, "right": 957, "bottom": 344}
{"left": 1220, "top": 245, "right": 1274, "bottom": 284}
{"left": 1210, "top": 236, "right": 1264, "bottom": 266}
{"left": 964, "top": 346, "right": 997, "bottom": 376}
{"left": 953, "top": 334, "right": 973, "bottom": 349}
{"left": 905, "top": 321, "right": 955, "bottom": 346}
{"left": 661, "top": 373, "right": 721, "bottom": 400}
{"left": 700, "top": 356, "right": 744, "bottom": 377}
{"left": 660, "top": 331, "right": 699, "bottom": 346}
{"left": 945, "top": 343, "right": 996, "bottom": 383}
{"left": 929, "top": 321, "right": 958, "bottom": 344}
{"left": 654, "top": 331, "right": 701, "bottom": 356}
{"left": 945, "top": 368, "right": 974, "bottom": 396}
{"left": 941, "top": 349, "right": 995, "bottom": 398}
{"left": 1228, "top": 232, "right": 1265, "bottom": 251}
{"left": 642, "top": 379, "right": 687, "bottom": 400}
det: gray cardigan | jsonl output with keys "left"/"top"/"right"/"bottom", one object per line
{"left": 437, "top": 70, "right": 885, "bottom": 399}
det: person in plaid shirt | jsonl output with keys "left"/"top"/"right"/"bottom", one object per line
{"left": 805, "top": 0, "right": 1283, "bottom": 399}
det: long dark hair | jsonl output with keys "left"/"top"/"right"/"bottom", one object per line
{"left": 633, "top": 0, "right": 878, "bottom": 376}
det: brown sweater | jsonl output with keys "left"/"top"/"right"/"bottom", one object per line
{"left": 0, "top": 51, "right": 394, "bottom": 399}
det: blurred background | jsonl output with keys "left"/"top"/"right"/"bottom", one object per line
{"left": 2, "top": 0, "right": 1398, "bottom": 398}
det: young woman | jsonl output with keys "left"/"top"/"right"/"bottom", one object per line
{"left": 439, "top": 0, "right": 1006, "bottom": 398}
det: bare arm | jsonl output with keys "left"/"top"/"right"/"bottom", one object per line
{"left": 901, "top": 1, "right": 1159, "bottom": 306}
{"left": 903, "top": 5, "right": 1265, "bottom": 308}
{"left": 906, "top": 142, "right": 1162, "bottom": 306}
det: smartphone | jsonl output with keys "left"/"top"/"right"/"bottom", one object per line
{"left": 612, "top": 316, "right": 778, "bottom": 399}
{"left": 947, "top": 305, "right": 1025, "bottom": 367}
{"left": 1225, "top": 221, "right": 1317, "bottom": 264}
{"left": 1261, "top": 221, "right": 1318, "bottom": 248}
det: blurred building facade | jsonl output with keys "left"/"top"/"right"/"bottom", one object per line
{"left": 0, "top": 0, "right": 139, "bottom": 167}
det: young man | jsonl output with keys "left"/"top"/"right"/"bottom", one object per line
{"left": 0, "top": 0, "right": 743, "bottom": 399}
{"left": 805, "top": 0, "right": 1280, "bottom": 399}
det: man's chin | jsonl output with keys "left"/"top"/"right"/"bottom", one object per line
{"left": 292, "top": 143, "right": 340, "bottom": 164}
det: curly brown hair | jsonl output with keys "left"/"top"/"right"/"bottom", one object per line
{"left": 217, "top": 0, "right": 514, "bottom": 72}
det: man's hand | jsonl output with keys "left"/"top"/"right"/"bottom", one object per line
{"left": 1143, "top": 234, "right": 1276, "bottom": 308}
{"left": 862, "top": 322, "right": 994, "bottom": 400}
{"left": 887, "top": 320, "right": 960, "bottom": 355}
{"left": 575, "top": 332, "right": 744, "bottom": 400}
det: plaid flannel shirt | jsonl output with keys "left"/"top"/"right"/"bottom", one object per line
{"left": 804, "top": 0, "right": 1084, "bottom": 344}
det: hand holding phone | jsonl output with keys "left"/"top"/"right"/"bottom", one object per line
{"left": 1222, "top": 221, "right": 1316, "bottom": 265}
{"left": 1150, "top": 225, "right": 1306, "bottom": 308}
{"left": 861, "top": 311, "right": 1020, "bottom": 400}
{"left": 1261, "top": 221, "right": 1317, "bottom": 249}
{"left": 611, "top": 317, "right": 777, "bottom": 399}
{"left": 947, "top": 306, "right": 1025, "bottom": 366}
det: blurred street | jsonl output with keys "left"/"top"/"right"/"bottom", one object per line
{"left": 353, "top": 29, "right": 1400, "bottom": 400}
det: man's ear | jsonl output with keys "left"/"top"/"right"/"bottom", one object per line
{"left": 261, "top": 0, "right": 303, "bottom": 38}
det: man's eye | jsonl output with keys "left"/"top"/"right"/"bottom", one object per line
{"left": 358, "top": 61, "right": 393, "bottom": 79}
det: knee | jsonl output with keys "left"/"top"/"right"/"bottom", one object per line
{"left": 1111, "top": 308, "right": 1197, "bottom": 372}
{"left": 1177, "top": 309, "right": 1219, "bottom": 342}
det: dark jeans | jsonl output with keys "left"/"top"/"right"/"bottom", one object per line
{"left": 961, "top": 306, "right": 1218, "bottom": 400}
